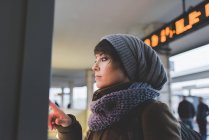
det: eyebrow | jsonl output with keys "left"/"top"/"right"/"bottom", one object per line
{"left": 95, "top": 53, "right": 106, "bottom": 58}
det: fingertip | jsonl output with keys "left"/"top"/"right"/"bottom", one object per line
{"left": 49, "top": 101, "right": 59, "bottom": 111}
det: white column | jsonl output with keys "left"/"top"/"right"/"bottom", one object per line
{"left": 84, "top": 69, "right": 94, "bottom": 132}
{"left": 158, "top": 51, "right": 172, "bottom": 107}
{"left": 85, "top": 69, "right": 94, "bottom": 108}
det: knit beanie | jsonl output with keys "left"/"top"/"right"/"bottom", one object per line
{"left": 101, "top": 34, "right": 167, "bottom": 90}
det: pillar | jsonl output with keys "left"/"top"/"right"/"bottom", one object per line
{"left": 85, "top": 69, "right": 94, "bottom": 132}
{"left": 158, "top": 50, "right": 172, "bottom": 107}
{"left": 85, "top": 69, "right": 94, "bottom": 108}
{"left": 0, "top": 0, "right": 54, "bottom": 140}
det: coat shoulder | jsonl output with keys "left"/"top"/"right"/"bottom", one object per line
{"left": 141, "top": 101, "right": 182, "bottom": 140}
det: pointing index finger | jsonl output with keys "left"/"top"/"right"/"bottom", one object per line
{"left": 49, "top": 100, "right": 59, "bottom": 111}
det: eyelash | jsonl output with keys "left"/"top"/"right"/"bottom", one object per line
{"left": 101, "top": 56, "right": 109, "bottom": 61}
{"left": 95, "top": 56, "right": 110, "bottom": 63}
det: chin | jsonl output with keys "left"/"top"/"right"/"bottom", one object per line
{"left": 96, "top": 82, "right": 113, "bottom": 89}
{"left": 96, "top": 83, "right": 106, "bottom": 89}
{"left": 96, "top": 84, "right": 103, "bottom": 89}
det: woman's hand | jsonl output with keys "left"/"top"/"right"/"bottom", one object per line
{"left": 48, "top": 100, "right": 72, "bottom": 130}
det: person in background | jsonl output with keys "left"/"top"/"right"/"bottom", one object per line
{"left": 67, "top": 103, "right": 71, "bottom": 109}
{"left": 48, "top": 34, "right": 181, "bottom": 140}
{"left": 177, "top": 96, "right": 195, "bottom": 129}
{"left": 196, "top": 97, "right": 209, "bottom": 140}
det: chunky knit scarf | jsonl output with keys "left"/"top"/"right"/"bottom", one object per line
{"left": 88, "top": 82, "right": 160, "bottom": 131}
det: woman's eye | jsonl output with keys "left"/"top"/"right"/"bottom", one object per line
{"left": 101, "top": 57, "right": 109, "bottom": 62}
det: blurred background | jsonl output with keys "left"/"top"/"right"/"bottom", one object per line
{"left": 1, "top": 0, "right": 209, "bottom": 140}
{"left": 48, "top": 0, "right": 209, "bottom": 139}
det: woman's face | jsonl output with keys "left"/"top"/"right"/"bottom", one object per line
{"left": 92, "top": 53, "right": 129, "bottom": 89}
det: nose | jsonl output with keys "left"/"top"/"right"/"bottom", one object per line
{"left": 92, "top": 62, "right": 99, "bottom": 71}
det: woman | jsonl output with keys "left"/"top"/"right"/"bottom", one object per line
{"left": 48, "top": 34, "right": 181, "bottom": 140}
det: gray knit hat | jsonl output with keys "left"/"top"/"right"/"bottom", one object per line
{"left": 101, "top": 34, "right": 167, "bottom": 90}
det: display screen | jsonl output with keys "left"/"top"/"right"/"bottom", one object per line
{"left": 142, "top": 1, "right": 209, "bottom": 48}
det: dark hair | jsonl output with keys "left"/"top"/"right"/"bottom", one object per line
{"left": 94, "top": 39, "right": 128, "bottom": 77}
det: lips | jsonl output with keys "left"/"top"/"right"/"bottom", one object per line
{"left": 95, "top": 75, "right": 101, "bottom": 81}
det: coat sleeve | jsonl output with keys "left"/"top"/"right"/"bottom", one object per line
{"left": 142, "top": 102, "right": 182, "bottom": 140}
{"left": 55, "top": 114, "right": 82, "bottom": 140}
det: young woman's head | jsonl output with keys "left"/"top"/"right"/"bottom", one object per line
{"left": 92, "top": 40, "right": 129, "bottom": 89}
{"left": 92, "top": 34, "right": 167, "bottom": 90}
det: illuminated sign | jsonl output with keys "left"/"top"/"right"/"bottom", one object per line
{"left": 142, "top": 1, "right": 209, "bottom": 48}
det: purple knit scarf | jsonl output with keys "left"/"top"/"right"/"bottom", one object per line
{"left": 88, "top": 82, "right": 159, "bottom": 131}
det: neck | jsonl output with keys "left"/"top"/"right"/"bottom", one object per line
{"left": 92, "top": 82, "right": 132, "bottom": 101}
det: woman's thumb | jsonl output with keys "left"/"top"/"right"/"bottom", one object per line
{"left": 55, "top": 118, "right": 63, "bottom": 125}
{"left": 55, "top": 118, "right": 70, "bottom": 127}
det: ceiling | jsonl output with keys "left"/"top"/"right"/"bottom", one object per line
{"left": 50, "top": 0, "right": 209, "bottom": 87}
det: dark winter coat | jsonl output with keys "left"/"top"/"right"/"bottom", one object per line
{"left": 56, "top": 101, "right": 181, "bottom": 140}
{"left": 56, "top": 83, "right": 181, "bottom": 140}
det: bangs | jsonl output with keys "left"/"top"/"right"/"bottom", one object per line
{"left": 94, "top": 40, "right": 116, "bottom": 56}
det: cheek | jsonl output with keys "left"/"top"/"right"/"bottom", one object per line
{"left": 112, "top": 71, "right": 124, "bottom": 81}
{"left": 96, "top": 63, "right": 128, "bottom": 89}
{"left": 106, "top": 67, "right": 126, "bottom": 83}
